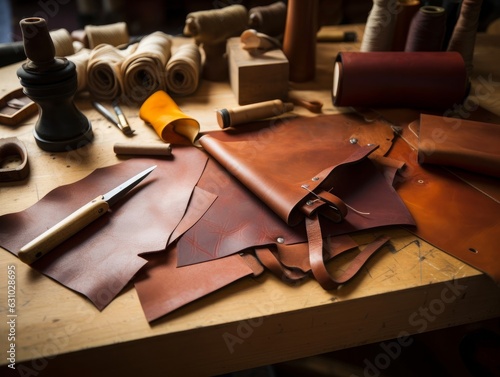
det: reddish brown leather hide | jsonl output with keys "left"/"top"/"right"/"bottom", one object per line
{"left": 199, "top": 113, "right": 406, "bottom": 227}
{"left": 136, "top": 246, "right": 256, "bottom": 322}
{"left": 196, "top": 114, "right": 415, "bottom": 289}
{"left": 0, "top": 148, "right": 208, "bottom": 309}
{"left": 418, "top": 113, "right": 500, "bottom": 178}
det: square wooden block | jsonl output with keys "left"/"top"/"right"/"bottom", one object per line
{"left": 227, "top": 37, "right": 289, "bottom": 105}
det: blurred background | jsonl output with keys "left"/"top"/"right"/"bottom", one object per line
{"left": 2, "top": 0, "right": 498, "bottom": 43}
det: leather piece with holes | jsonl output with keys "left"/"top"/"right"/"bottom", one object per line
{"left": 389, "top": 124, "right": 500, "bottom": 283}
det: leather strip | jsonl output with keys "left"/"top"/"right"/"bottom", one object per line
{"left": 306, "top": 213, "right": 391, "bottom": 290}
{"left": 254, "top": 246, "right": 307, "bottom": 281}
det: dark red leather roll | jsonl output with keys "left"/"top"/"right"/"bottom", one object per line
{"left": 332, "top": 51, "right": 468, "bottom": 109}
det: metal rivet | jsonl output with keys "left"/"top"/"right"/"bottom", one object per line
{"left": 367, "top": 143, "right": 375, "bottom": 146}
{"left": 276, "top": 237, "right": 285, "bottom": 244}
{"left": 417, "top": 179, "right": 424, "bottom": 184}
{"left": 306, "top": 200, "right": 314, "bottom": 206}
{"left": 312, "top": 177, "right": 319, "bottom": 181}
{"left": 349, "top": 137, "right": 358, "bottom": 144}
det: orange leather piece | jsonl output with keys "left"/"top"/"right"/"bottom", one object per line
{"left": 389, "top": 129, "right": 500, "bottom": 283}
{"left": 139, "top": 90, "right": 200, "bottom": 144}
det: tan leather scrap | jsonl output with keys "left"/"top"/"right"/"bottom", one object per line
{"left": 387, "top": 116, "right": 500, "bottom": 284}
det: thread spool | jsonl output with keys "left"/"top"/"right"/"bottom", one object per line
{"left": 447, "top": 0, "right": 483, "bottom": 77}
{"left": 248, "top": 1, "right": 287, "bottom": 37}
{"left": 405, "top": 6, "right": 447, "bottom": 51}
{"left": 183, "top": 5, "right": 248, "bottom": 81}
{"left": 360, "top": 0, "right": 399, "bottom": 52}
{"left": 216, "top": 99, "right": 293, "bottom": 129}
{"left": 442, "top": 0, "right": 462, "bottom": 49}
{"left": 332, "top": 51, "right": 468, "bottom": 110}
{"left": 282, "top": 0, "right": 318, "bottom": 82}
{"left": 391, "top": 0, "right": 421, "bottom": 51}
{"left": 85, "top": 22, "right": 129, "bottom": 49}
{"left": 17, "top": 17, "right": 93, "bottom": 152}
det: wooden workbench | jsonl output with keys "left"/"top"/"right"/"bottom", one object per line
{"left": 1, "top": 25, "right": 499, "bottom": 376}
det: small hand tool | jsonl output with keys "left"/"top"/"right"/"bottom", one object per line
{"left": 112, "top": 99, "right": 135, "bottom": 135}
{"left": 18, "top": 165, "right": 156, "bottom": 264}
{"left": 92, "top": 101, "right": 135, "bottom": 136}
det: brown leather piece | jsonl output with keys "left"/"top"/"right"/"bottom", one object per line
{"left": 135, "top": 246, "right": 255, "bottom": 323}
{"left": 193, "top": 114, "right": 414, "bottom": 288}
{"left": 199, "top": 113, "right": 397, "bottom": 227}
{"left": 388, "top": 128, "right": 500, "bottom": 283}
{"left": 417, "top": 113, "right": 500, "bottom": 178}
{"left": 135, "top": 184, "right": 264, "bottom": 322}
{"left": 256, "top": 234, "right": 367, "bottom": 282}
{"left": 0, "top": 147, "right": 208, "bottom": 309}
{"left": 176, "top": 157, "right": 307, "bottom": 266}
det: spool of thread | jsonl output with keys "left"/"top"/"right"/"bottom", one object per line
{"left": 360, "top": 0, "right": 398, "bottom": 52}
{"left": 85, "top": 22, "right": 129, "bottom": 49}
{"left": 183, "top": 5, "right": 248, "bottom": 45}
{"left": 248, "top": 1, "right": 287, "bottom": 37}
{"left": 113, "top": 142, "right": 172, "bottom": 156}
{"left": 441, "top": 0, "right": 462, "bottom": 49}
{"left": 282, "top": 0, "right": 318, "bottom": 82}
{"left": 405, "top": 6, "right": 447, "bottom": 51}
{"left": 183, "top": 4, "right": 248, "bottom": 81}
{"left": 391, "top": 0, "right": 421, "bottom": 51}
{"left": 447, "top": 0, "right": 483, "bottom": 77}
{"left": 332, "top": 51, "right": 468, "bottom": 110}
{"left": 216, "top": 99, "right": 294, "bottom": 129}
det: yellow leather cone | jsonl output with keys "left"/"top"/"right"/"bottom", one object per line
{"left": 139, "top": 90, "right": 200, "bottom": 144}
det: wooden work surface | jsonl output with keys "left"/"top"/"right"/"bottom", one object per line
{"left": 1, "top": 25, "right": 499, "bottom": 376}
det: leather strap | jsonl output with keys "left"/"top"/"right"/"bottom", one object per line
{"left": 254, "top": 246, "right": 307, "bottom": 282}
{"left": 306, "top": 213, "right": 390, "bottom": 290}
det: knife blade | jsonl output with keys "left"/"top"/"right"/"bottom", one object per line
{"left": 18, "top": 165, "right": 156, "bottom": 264}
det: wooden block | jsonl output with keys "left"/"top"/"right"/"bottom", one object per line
{"left": 227, "top": 37, "right": 289, "bottom": 105}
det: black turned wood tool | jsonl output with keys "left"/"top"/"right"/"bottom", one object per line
{"left": 16, "top": 17, "right": 93, "bottom": 152}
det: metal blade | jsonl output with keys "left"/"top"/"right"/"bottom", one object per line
{"left": 102, "top": 165, "right": 156, "bottom": 207}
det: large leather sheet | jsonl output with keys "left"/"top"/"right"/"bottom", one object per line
{"left": 187, "top": 114, "right": 414, "bottom": 269}
{"left": 387, "top": 117, "right": 500, "bottom": 284}
{"left": 0, "top": 147, "right": 208, "bottom": 309}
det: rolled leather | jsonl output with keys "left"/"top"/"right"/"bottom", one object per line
{"left": 418, "top": 113, "right": 500, "bottom": 178}
{"left": 332, "top": 51, "right": 468, "bottom": 110}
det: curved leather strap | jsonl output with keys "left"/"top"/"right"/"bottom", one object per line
{"left": 254, "top": 246, "right": 307, "bottom": 282}
{"left": 301, "top": 190, "right": 348, "bottom": 223}
{"left": 306, "top": 213, "right": 390, "bottom": 290}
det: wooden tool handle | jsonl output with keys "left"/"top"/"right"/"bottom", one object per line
{"left": 18, "top": 196, "right": 109, "bottom": 264}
